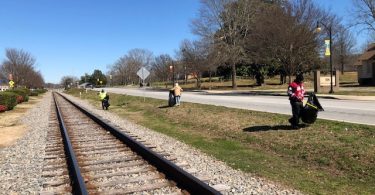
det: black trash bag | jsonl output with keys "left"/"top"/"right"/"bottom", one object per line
{"left": 168, "top": 89, "right": 176, "bottom": 107}
{"left": 301, "top": 93, "right": 324, "bottom": 124}
{"left": 103, "top": 95, "right": 110, "bottom": 110}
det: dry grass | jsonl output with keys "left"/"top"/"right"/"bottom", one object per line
{"left": 0, "top": 95, "right": 45, "bottom": 148}
{"left": 340, "top": 72, "right": 359, "bottom": 85}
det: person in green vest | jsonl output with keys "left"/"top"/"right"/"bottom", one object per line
{"left": 98, "top": 89, "right": 107, "bottom": 109}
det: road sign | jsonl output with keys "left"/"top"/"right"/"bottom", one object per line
{"left": 9, "top": 80, "right": 14, "bottom": 88}
{"left": 137, "top": 67, "right": 150, "bottom": 80}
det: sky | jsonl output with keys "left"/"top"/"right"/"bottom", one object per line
{"left": 0, "top": 0, "right": 371, "bottom": 84}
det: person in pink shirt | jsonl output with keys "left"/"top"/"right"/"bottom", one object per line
{"left": 287, "top": 73, "right": 305, "bottom": 129}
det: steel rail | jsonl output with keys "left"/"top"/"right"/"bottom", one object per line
{"left": 53, "top": 92, "right": 88, "bottom": 195}
{"left": 57, "top": 92, "right": 221, "bottom": 195}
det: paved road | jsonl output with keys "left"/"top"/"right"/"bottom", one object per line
{"left": 98, "top": 88, "right": 375, "bottom": 126}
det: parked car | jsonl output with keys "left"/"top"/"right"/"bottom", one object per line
{"left": 85, "top": 84, "right": 95, "bottom": 89}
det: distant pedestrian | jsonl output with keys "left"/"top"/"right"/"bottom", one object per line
{"left": 98, "top": 89, "right": 107, "bottom": 110}
{"left": 287, "top": 73, "right": 305, "bottom": 129}
{"left": 171, "top": 83, "right": 183, "bottom": 106}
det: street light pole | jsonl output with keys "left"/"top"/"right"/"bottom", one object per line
{"left": 184, "top": 65, "right": 187, "bottom": 85}
{"left": 170, "top": 62, "right": 175, "bottom": 84}
{"left": 109, "top": 74, "right": 112, "bottom": 87}
{"left": 172, "top": 62, "right": 175, "bottom": 84}
{"left": 317, "top": 21, "right": 334, "bottom": 93}
{"left": 328, "top": 25, "right": 333, "bottom": 94}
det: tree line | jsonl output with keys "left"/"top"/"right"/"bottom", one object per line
{"left": 0, "top": 48, "right": 45, "bottom": 89}
{"left": 184, "top": 0, "right": 368, "bottom": 88}
{"left": 70, "top": 0, "right": 374, "bottom": 89}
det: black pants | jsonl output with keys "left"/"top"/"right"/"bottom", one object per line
{"left": 290, "top": 101, "right": 303, "bottom": 126}
{"left": 101, "top": 99, "right": 109, "bottom": 110}
{"left": 101, "top": 100, "right": 105, "bottom": 109}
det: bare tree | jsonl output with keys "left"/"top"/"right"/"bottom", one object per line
{"left": 1, "top": 48, "right": 35, "bottom": 85}
{"left": 333, "top": 26, "right": 356, "bottom": 74}
{"left": 179, "top": 39, "right": 211, "bottom": 88}
{"left": 109, "top": 55, "right": 130, "bottom": 85}
{"left": 246, "top": 0, "right": 323, "bottom": 83}
{"left": 151, "top": 54, "right": 173, "bottom": 82}
{"left": 45, "top": 82, "right": 60, "bottom": 89}
{"left": 60, "top": 76, "right": 78, "bottom": 89}
{"left": 192, "top": 0, "right": 261, "bottom": 89}
{"left": 351, "top": 0, "right": 375, "bottom": 32}
{"left": 126, "top": 49, "right": 153, "bottom": 84}
{"left": 0, "top": 48, "right": 44, "bottom": 88}
{"left": 28, "top": 70, "right": 45, "bottom": 88}
{"left": 108, "top": 49, "right": 153, "bottom": 85}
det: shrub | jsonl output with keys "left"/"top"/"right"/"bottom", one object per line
{"left": 29, "top": 91, "right": 39, "bottom": 96}
{"left": 0, "top": 105, "right": 7, "bottom": 112}
{"left": 10, "top": 88, "right": 29, "bottom": 102}
{"left": 16, "top": 95, "right": 24, "bottom": 103}
{"left": 0, "top": 92, "right": 17, "bottom": 110}
{"left": 34, "top": 89, "right": 47, "bottom": 94}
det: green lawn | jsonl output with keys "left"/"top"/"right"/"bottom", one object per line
{"left": 67, "top": 89, "right": 375, "bottom": 194}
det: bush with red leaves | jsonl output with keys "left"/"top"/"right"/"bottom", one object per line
{"left": 0, "top": 105, "right": 7, "bottom": 112}
{"left": 16, "top": 95, "right": 24, "bottom": 103}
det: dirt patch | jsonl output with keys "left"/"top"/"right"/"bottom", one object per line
{"left": 0, "top": 125, "right": 28, "bottom": 148}
{"left": 0, "top": 95, "right": 45, "bottom": 148}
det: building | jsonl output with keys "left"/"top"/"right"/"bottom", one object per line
{"left": 0, "top": 85, "right": 9, "bottom": 91}
{"left": 356, "top": 43, "right": 375, "bottom": 85}
{"left": 0, "top": 80, "right": 9, "bottom": 91}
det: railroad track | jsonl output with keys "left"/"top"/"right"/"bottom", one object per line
{"left": 40, "top": 92, "right": 220, "bottom": 194}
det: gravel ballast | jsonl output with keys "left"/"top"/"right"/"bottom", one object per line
{"left": 0, "top": 93, "right": 51, "bottom": 194}
{"left": 0, "top": 92, "right": 302, "bottom": 194}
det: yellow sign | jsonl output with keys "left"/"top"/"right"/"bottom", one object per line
{"left": 325, "top": 40, "right": 330, "bottom": 56}
{"left": 9, "top": 80, "right": 15, "bottom": 88}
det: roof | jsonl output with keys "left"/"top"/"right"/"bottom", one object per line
{"left": 358, "top": 50, "right": 375, "bottom": 61}
{"left": 366, "top": 43, "right": 375, "bottom": 51}
{"left": 356, "top": 43, "right": 375, "bottom": 64}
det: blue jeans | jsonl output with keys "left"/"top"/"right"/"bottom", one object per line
{"left": 175, "top": 96, "right": 181, "bottom": 105}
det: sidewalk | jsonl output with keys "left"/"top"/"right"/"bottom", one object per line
{"left": 200, "top": 89, "right": 375, "bottom": 101}
{"left": 316, "top": 94, "right": 375, "bottom": 101}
